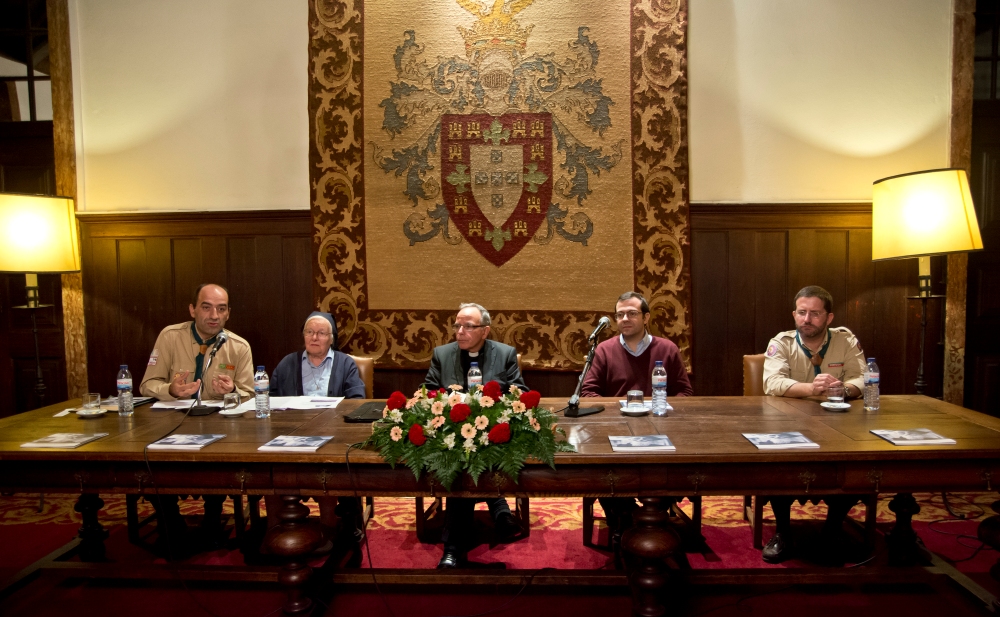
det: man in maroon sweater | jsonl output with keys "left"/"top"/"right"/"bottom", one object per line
{"left": 581, "top": 292, "right": 693, "bottom": 398}
{"left": 581, "top": 291, "right": 693, "bottom": 566}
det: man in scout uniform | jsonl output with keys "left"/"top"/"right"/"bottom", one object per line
{"left": 139, "top": 283, "right": 254, "bottom": 557}
{"left": 140, "top": 283, "right": 254, "bottom": 401}
{"left": 759, "top": 285, "right": 866, "bottom": 563}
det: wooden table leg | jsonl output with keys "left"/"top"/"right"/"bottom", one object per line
{"left": 74, "top": 493, "right": 107, "bottom": 561}
{"left": 264, "top": 495, "right": 325, "bottom": 615}
{"left": 886, "top": 492, "right": 924, "bottom": 566}
{"left": 621, "top": 497, "right": 681, "bottom": 617}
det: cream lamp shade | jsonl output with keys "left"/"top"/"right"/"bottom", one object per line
{"left": 872, "top": 168, "right": 983, "bottom": 261}
{"left": 0, "top": 193, "right": 80, "bottom": 273}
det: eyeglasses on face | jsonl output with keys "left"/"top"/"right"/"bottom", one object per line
{"left": 614, "top": 310, "right": 642, "bottom": 321}
{"left": 452, "top": 323, "right": 486, "bottom": 332}
{"left": 793, "top": 310, "right": 827, "bottom": 320}
{"left": 303, "top": 329, "right": 332, "bottom": 338}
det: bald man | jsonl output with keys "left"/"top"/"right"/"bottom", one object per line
{"left": 140, "top": 283, "right": 254, "bottom": 401}
{"left": 139, "top": 283, "right": 254, "bottom": 557}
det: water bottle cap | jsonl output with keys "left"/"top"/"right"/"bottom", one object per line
{"left": 866, "top": 357, "right": 875, "bottom": 362}
{"left": 120, "top": 364, "right": 127, "bottom": 369}
{"left": 654, "top": 360, "right": 663, "bottom": 365}
{"left": 256, "top": 365, "right": 264, "bottom": 371}
{"left": 470, "top": 362, "right": 478, "bottom": 367}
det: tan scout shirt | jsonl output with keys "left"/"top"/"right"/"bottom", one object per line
{"left": 763, "top": 326, "right": 866, "bottom": 397}
{"left": 140, "top": 322, "right": 254, "bottom": 401}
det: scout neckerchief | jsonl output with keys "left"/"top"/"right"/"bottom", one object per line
{"left": 795, "top": 329, "right": 831, "bottom": 376}
{"left": 190, "top": 322, "right": 218, "bottom": 382}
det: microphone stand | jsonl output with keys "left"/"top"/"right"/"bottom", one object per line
{"left": 189, "top": 345, "right": 222, "bottom": 416}
{"left": 565, "top": 337, "right": 604, "bottom": 417}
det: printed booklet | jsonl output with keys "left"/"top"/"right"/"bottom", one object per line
{"left": 147, "top": 434, "right": 227, "bottom": 450}
{"left": 743, "top": 431, "right": 819, "bottom": 450}
{"left": 609, "top": 435, "right": 675, "bottom": 452}
{"left": 870, "top": 428, "right": 956, "bottom": 446}
{"left": 21, "top": 433, "right": 109, "bottom": 449}
{"left": 258, "top": 435, "right": 334, "bottom": 452}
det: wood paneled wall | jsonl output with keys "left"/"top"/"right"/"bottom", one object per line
{"left": 79, "top": 211, "right": 314, "bottom": 396}
{"left": 690, "top": 204, "right": 940, "bottom": 397}
{"left": 78, "top": 206, "right": 939, "bottom": 401}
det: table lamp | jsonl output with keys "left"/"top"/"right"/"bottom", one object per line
{"left": 872, "top": 168, "right": 983, "bottom": 394}
{"left": 0, "top": 193, "right": 81, "bottom": 408}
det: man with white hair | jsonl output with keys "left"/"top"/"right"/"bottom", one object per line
{"left": 271, "top": 311, "right": 365, "bottom": 398}
{"left": 268, "top": 311, "right": 366, "bottom": 550}
{"left": 424, "top": 302, "right": 528, "bottom": 569}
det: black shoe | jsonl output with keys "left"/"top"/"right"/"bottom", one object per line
{"left": 762, "top": 532, "right": 792, "bottom": 564}
{"left": 437, "top": 549, "right": 465, "bottom": 569}
{"left": 494, "top": 511, "right": 522, "bottom": 540}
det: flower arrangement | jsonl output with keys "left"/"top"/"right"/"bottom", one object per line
{"left": 366, "top": 381, "right": 575, "bottom": 490}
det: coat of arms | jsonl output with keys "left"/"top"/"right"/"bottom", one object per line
{"left": 371, "top": 0, "right": 623, "bottom": 267}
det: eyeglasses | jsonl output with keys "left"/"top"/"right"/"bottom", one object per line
{"left": 793, "top": 310, "right": 827, "bottom": 320}
{"left": 452, "top": 323, "right": 486, "bottom": 332}
{"left": 304, "top": 329, "right": 332, "bottom": 338}
{"left": 614, "top": 310, "right": 642, "bottom": 321}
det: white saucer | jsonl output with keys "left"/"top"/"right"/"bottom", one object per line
{"left": 621, "top": 405, "right": 651, "bottom": 416}
{"left": 219, "top": 409, "right": 247, "bottom": 416}
{"left": 76, "top": 408, "right": 107, "bottom": 418}
{"left": 820, "top": 401, "right": 851, "bottom": 411}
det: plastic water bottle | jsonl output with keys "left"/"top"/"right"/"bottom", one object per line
{"left": 467, "top": 362, "right": 482, "bottom": 391}
{"left": 651, "top": 360, "right": 668, "bottom": 416}
{"left": 254, "top": 365, "right": 270, "bottom": 419}
{"left": 864, "top": 357, "right": 880, "bottom": 412}
{"left": 117, "top": 365, "right": 134, "bottom": 416}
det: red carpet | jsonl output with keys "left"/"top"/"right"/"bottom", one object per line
{"left": 1, "top": 492, "right": 998, "bottom": 616}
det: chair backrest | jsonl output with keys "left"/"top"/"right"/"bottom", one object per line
{"left": 516, "top": 353, "right": 522, "bottom": 371}
{"left": 350, "top": 355, "right": 374, "bottom": 398}
{"left": 742, "top": 354, "right": 766, "bottom": 396}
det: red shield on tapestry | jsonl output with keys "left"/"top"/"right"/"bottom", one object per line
{"left": 440, "top": 112, "right": 552, "bottom": 267}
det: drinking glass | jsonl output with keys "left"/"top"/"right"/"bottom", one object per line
{"left": 82, "top": 393, "right": 101, "bottom": 410}
{"left": 826, "top": 385, "right": 845, "bottom": 404}
{"left": 223, "top": 392, "right": 241, "bottom": 412}
{"left": 626, "top": 390, "right": 645, "bottom": 409}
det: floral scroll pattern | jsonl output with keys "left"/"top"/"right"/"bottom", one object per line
{"left": 309, "top": 0, "right": 691, "bottom": 370}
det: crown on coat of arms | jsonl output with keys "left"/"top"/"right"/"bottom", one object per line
{"left": 456, "top": 0, "right": 535, "bottom": 59}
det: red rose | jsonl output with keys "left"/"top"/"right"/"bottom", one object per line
{"left": 519, "top": 390, "right": 541, "bottom": 409}
{"left": 426, "top": 389, "right": 438, "bottom": 399}
{"left": 387, "top": 391, "right": 407, "bottom": 410}
{"left": 408, "top": 423, "right": 426, "bottom": 446}
{"left": 449, "top": 403, "right": 471, "bottom": 423}
{"left": 488, "top": 422, "right": 511, "bottom": 444}
{"left": 482, "top": 380, "right": 502, "bottom": 400}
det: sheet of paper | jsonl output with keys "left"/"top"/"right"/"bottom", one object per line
{"left": 150, "top": 400, "right": 223, "bottom": 410}
{"left": 267, "top": 396, "right": 345, "bottom": 410}
{"left": 53, "top": 409, "right": 73, "bottom": 417}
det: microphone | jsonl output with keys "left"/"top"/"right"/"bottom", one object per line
{"left": 588, "top": 316, "right": 611, "bottom": 342}
{"left": 565, "top": 318, "right": 609, "bottom": 418}
{"left": 208, "top": 331, "right": 228, "bottom": 359}
{"left": 190, "top": 330, "right": 228, "bottom": 416}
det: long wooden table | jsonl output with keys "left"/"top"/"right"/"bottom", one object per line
{"left": 3, "top": 395, "right": 1000, "bottom": 615}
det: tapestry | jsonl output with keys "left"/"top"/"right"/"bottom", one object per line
{"left": 309, "top": 0, "right": 691, "bottom": 370}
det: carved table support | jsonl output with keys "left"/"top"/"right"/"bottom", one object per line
{"left": 886, "top": 492, "right": 924, "bottom": 566}
{"left": 264, "top": 495, "right": 325, "bottom": 615}
{"left": 74, "top": 493, "right": 107, "bottom": 561}
{"left": 621, "top": 497, "right": 681, "bottom": 617}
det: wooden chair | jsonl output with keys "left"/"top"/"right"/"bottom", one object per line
{"left": 741, "top": 354, "right": 878, "bottom": 549}
{"left": 414, "top": 354, "right": 531, "bottom": 543}
{"left": 349, "top": 354, "right": 374, "bottom": 399}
